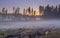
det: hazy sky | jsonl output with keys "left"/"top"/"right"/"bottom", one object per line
{"left": 0, "top": 0, "right": 60, "bottom": 13}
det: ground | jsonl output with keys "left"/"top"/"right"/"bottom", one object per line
{"left": 0, "top": 28, "right": 60, "bottom": 38}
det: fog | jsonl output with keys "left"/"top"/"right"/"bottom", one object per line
{"left": 0, "top": 16, "right": 60, "bottom": 29}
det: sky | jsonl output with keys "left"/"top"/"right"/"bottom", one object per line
{"left": 0, "top": 0, "right": 60, "bottom": 13}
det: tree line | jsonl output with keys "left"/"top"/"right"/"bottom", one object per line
{"left": 43, "top": 4, "right": 60, "bottom": 17}
{"left": 0, "top": 4, "right": 60, "bottom": 18}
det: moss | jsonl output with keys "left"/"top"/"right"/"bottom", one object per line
{"left": 0, "top": 32, "right": 7, "bottom": 37}
{"left": 50, "top": 30, "right": 60, "bottom": 35}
